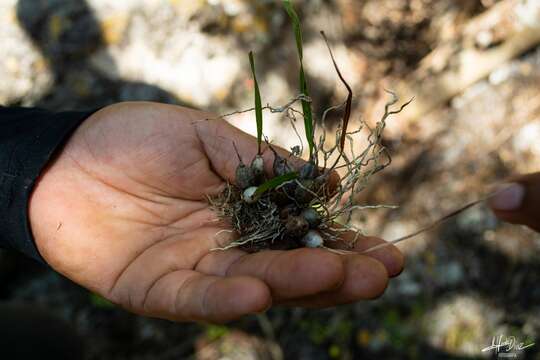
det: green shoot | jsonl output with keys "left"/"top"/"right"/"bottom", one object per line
{"left": 249, "top": 51, "right": 264, "bottom": 155}
{"left": 254, "top": 172, "right": 298, "bottom": 197}
{"left": 283, "top": 0, "right": 314, "bottom": 158}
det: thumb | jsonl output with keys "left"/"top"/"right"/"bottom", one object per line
{"left": 488, "top": 172, "right": 540, "bottom": 232}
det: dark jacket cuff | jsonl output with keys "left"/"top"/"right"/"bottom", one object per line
{"left": 0, "top": 107, "right": 97, "bottom": 264}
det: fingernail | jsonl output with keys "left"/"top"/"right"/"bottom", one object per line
{"left": 489, "top": 183, "right": 525, "bottom": 211}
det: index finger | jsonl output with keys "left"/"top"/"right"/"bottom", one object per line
{"left": 489, "top": 172, "right": 540, "bottom": 232}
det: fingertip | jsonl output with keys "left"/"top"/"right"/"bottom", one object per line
{"left": 385, "top": 247, "right": 405, "bottom": 277}
{"left": 349, "top": 256, "right": 389, "bottom": 300}
{"left": 488, "top": 183, "right": 525, "bottom": 212}
{"left": 366, "top": 237, "right": 405, "bottom": 277}
{"left": 244, "top": 277, "right": 273, "bottom": 315}
{"left": 488, "top": 180, "right": 540, "bottom": 231}
{"left": 348, "top": 236, "right": 405, "bottom": 277}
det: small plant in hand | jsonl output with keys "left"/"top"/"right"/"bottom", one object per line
{"left": 210, "top": 1, "right": 411, "bottom": 253}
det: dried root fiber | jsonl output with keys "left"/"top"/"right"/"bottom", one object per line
{"left": 209, "top": 92, "right": 411, "bottom": 253}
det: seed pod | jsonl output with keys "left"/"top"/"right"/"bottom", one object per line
{"left": 251, "top": 154, "right": 265, "bottom": 183}
{"left": 294, "top": 179, "right": 316, "bottom": 204}
{"left": 236, "top": 163, "right": 255, "bottom": 189}
{"left": 300, "top": 208, "right": 321, "bottom": 228}
{"left": 299, "top": 162, "right": 319, "bottom": 179}
{"left": 284, "top": 216, "right": 309, "bottom": 239}
{"left": 300, "top": 230, "right": 323, "bottom": 248}
{"left": 242, "top": 186, "right": 258, "bottom": 204}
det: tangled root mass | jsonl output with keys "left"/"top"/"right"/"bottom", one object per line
{"left": 209, "top": 92, "right": 411, "bottom": 252}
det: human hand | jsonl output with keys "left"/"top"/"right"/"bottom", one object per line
{"left": 29, "top": 102, "right": 404, "bottom": 323}
{"left": 489, "top": 172, "right": 540, "bottom": 232}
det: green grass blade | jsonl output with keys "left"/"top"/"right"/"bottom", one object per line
{"left": 283, "top": 0, "right": 314, "bottom": 157}
{"left": 249, "top": 51, "right": 263, "bottom": 155}
{"left": 299, "top": 68, "right": 313, "bottom": 155}
{"left": 283, "top": 0, "right": 303, "bottom": 60}
{"left": 254, "top": 172, "right": 298, "bottom": 197}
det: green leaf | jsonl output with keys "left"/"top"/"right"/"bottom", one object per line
{"left": 283, "top": 0, "right": 314, "bottom": 157}
{"left": 249, "top": 51, "right": 264, "bottom": 155}
{"left": 254, "top": 171, "right": 298, "bottom": 197}
{"left": 299, "top": 68, "right": 313, "bottom": 155}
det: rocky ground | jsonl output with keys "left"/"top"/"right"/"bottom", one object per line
{"left": 1, "top": 0, "right": 540, "bottom": 359}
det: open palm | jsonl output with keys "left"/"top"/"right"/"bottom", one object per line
{"left": 29, "top": 102, "right": 403, "bottom": 323}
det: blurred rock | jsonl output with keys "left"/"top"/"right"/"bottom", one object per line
{"left": 0, "top": 1, "right": 52, "bottom": 104}
{"left": 434, "top": 261, "right": 465, "bottom": 287}
{"left": 423, "top": 295, "right": 504, "bottom": 357}
{"left": 195, "top": 330, "right": 282, "bottom": 360}
{"left": 391, "top": 271, "right": 422, "bottom": 297}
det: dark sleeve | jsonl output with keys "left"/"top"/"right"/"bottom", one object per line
{"left": 0, "top": 106, "right": 96, "bottom": 264}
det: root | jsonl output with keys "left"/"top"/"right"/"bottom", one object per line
{"left": 208, "top": 90, "right": 412, "bottom": 252}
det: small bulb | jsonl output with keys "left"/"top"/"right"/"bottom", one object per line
{"left": 251, "top": 155, "right": 264, "bottom": 176}
{"left": 273, "top": 155, "right": 291, "bottom": 177}
{"left": 301, "top": 208, "right": 321, "bottom": 228}
{"left": 299, "top": 162, "right": 319, "bottom": 179}
{"left": 301, "top": 230, "right": 323, "bottom": 248}
{"left": 236, "top": 164, "right": 255, "bottom": 189}
{"left": 242, "top": 186, "right": 258, "bottom": 204}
